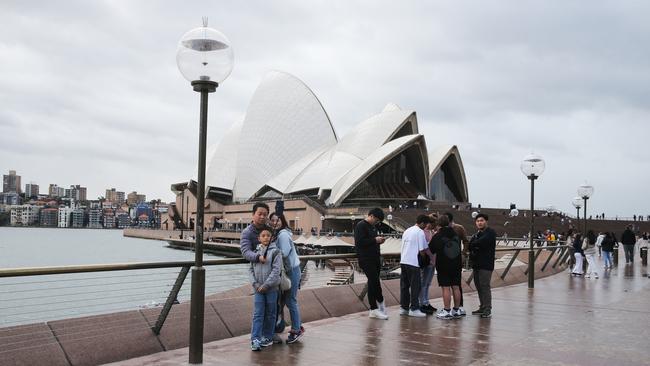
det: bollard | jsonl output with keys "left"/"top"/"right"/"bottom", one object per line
{"left": 641, "top": 247, "right": 648, "bottom": 266}
{"left": 613, "top": 244, "right": 619, "bottom": 265}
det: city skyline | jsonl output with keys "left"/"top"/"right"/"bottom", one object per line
{"left": 1, "top": 2, "right": 649, "bottom": 216}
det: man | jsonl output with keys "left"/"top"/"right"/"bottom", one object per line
{"left": 445, "top": 212, "right": 468, "bottom": 316}
{"left": 399, "top": 215, "right": 430, "bottom": 318}
{"left": 240, "top": 202, "right": 270, "bottom": 264}
{"left": 468, "top": 213, "right": 496, "bottom": 318}
{"left": 621, "top": 225, "right": 637, "bottom": 264}
{"left": 418, "top": 213, "right": 438, "bottom": 315}
{"left": 355, "top": 207, "right": 388, "bottom": 320}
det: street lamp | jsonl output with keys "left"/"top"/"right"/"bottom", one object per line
{"left": 319, "top": 215, "right": 325, "bottom": 235}
{"left": 521, "top": 153, "right": 545, "bottom": 289}
{"left": 176, "top": 18, "right": 233, "bottom": 365}
{"left": 577, "top": 182, "right": 594, "bottom": 235}
{"left": 571, "top": 196, "right": 582, "bottom": 220}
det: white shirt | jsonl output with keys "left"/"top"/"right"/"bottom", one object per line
{"left": 400, "top": 225, "right": 427, "bottom": 266}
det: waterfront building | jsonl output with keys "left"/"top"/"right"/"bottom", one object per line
{"left": 71, "top": 208, "right": 85, "bottom": 228}
{"left": 3, "top": 170, "right": 21, "bottom": 193}
{"left": 10, "top": 205, "right": 40, "bottom": 226}
{"left": 40, "top": 208, "right": 59, "bottom": 227}
{"left": 103, "top": 208, "right": 116, "bottom": 229}
{"left": 0, "top": 192, "right": 22, "bottom": 205}
{"left": 105, "top": 188, "right": 126, "bottom": 204}
{"left": 24, "top": 183, "right": 39, "bottom": 198}
{"left": 116, "top": 212, "right": 131, "bottom": 228}
{"left": 58, "top": 207, "right": 73, "bottom": 228}
{"left": 126, "top": 191, "right": 146, "bottom": 205}
{"left": 88, "top": 209, "right": 102, "bottom": 229}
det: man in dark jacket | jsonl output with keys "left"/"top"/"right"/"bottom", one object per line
{"left": 240, "top": 202, "right": 270, "bottom": 264}
{"left": 621, "top": 225, "right": 637, "bottom": 264}
{"left": 468, "top": 213, "right": 496, "bottom": 318}
{"left": 355, "top": 207, "right": 387, "bottom": 319}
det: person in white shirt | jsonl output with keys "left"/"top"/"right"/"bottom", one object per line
{"left": 399, "top": 215, "right": 431, "bottom": 318}
{"left": 595, "top": 232, "right": 605, "bottom": 257}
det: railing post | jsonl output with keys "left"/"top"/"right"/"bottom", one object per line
{"left": 541, "top": 246, "right": 558, "bottom": 272}
{"left": 152, "top": 265, "right": 190, "bottom": 335}
{"left": 501, "top": 249, "right": 522, "bottom": 280}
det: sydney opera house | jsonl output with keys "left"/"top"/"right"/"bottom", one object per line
{"left": 166, "top": 71, "right": 468, "bottom": 233}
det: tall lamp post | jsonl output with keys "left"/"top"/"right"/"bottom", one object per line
{"left": 577, "top": 183, "right": 594, "bottom": 235}
{"left": 521, "top": 153, "right": 545, "bottom": 289}
{"left": 176, "top": 18, "right": 233, "bottom": 364}
{"left": 571, "top": 197, "right": 582, "bottom": 220}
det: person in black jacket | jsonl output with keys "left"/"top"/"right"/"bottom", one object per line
{"left": 354, "top": 207, "right": 387, "bottom": 319}
{"left": 621, "top": 225, "right": 637, "bottom": 264}
{"left": 571, "top": 233, "right": 585, "bottom": 276}
{"left": 429, "top": 215, "right": 463, "bottom": 319}
{"left": 468, "top": 213, "right": 496, "bottom": 318}
{"left": 601, "top": 232, "right": 615, "bottom": 269}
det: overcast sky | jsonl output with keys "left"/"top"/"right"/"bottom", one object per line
{"left": 1, "top": 1, "right": 649, "bottom": 217}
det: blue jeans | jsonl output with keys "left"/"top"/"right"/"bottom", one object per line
{"left": 251, "top": 289, "right": 278, "bottom": 341}
{"left": 603, "top": 251, "right": 613, "bottom": 267}
{"left": 419, "top": 264, "right": 434, "bottom": 306}
{"left": 286, "top": 266, "right": 302, "bottom": 331}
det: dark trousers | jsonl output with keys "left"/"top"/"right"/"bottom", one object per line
{"left": 473, "top": 269, "right": 492, "bottom": 310}
{"left": 400, "top": 264, "right": 421, "bottom": 311}
{"left": 359, "top": 257, "right": 384, "bottom": 310}
{"left": 623, "top": 245, "right": 634, "bottom": 263}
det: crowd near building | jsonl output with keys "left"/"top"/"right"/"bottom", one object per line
{"left": 0, "top": 170, "right": 166, "bottom": 229}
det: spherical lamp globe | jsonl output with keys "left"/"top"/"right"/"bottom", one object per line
{"left": 176, "top": 22, "right": 234, "bottom": 83}
{"left": 520, "top": 154, "right": 545, "bottom": 178}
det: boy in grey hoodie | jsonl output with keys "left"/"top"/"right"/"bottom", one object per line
{"left": 249, "top": 226, "right": 282, "bottom": 351}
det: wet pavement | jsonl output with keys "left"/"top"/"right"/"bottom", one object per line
{"left": 109, "top": 256, "right": 650, "bottom": 366}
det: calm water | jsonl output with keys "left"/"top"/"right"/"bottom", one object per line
{"left": 0, "top": 227, "right": 250, "bottom": 327}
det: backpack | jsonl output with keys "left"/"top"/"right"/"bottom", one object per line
{"left": 442, "top": 235, "right": 461, "bottom": 260}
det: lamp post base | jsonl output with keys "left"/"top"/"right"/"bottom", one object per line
{"left": 189, "top": 267, "right": 205, "bottom": 364}
{"left": 528, "top": 250, "right": 535, "bottom": 289}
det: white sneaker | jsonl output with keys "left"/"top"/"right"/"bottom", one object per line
{"left": 369, "top": 309, "right": 388, "bottom": 320}
{"left": 399, "top": 307, "right": 409, "bottom": 316}
{"left": 585, "top": 274, "right": 590, "bottom": 278}
{"left": 458, "top": 307, "right": 466, "bottom": 316}
{"left": 451, "top": 309, "right": 462, "bottom": 318}
{"left": 408, "top": 309, "right": 427, "bottom": 318}
{"left": 378, "top": 300, "right": 386, "bottom": 314}
{"left": 436, "top": 309, "right": 453, "bottom": 320}
{"left": 594, "top": 274, "right": 599, "bottom": 279}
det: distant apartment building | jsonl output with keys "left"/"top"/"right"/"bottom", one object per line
{"left": 103, "top": 208, "right": 116, "bottom": 228}
{"left": 88, "top": 209, "right": 102, "bottom": 228}
{"left": 71, "top": 209, "right": 86, "bottom": 228}
{"left": 3, "top": 170, "right": 21, "bottom": 193}
{"left": 25, "top": 183, "right": 39, "bottom": 198}
{"left": 48, "top": 184, "right": 66, "bottom": 198}
{"left": 116, "top": 211, "right": 131, "bottom": 228}
{"left": 0, "top": 192, "right": 22, "bottom": 205}
{"left": 58, "top": 207, "right": 73, "bottom": 227}
{"left": 40, "top": 208, "right": 59, "bottom": 227}
{"left": 65, "top": 185, "right": 87, "bottom": 202}
{"left": 126, "top": 191, "right": 146, "bottom": 205}
{"left": 105, "top": 188, "right": 126, "bottom": 204}
{"left": 10, "top": 205, "right": 40, "bottom": 226}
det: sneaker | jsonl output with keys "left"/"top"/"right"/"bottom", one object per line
{"left": 451, "top": 308, "right": 462, "bottom": 318}
{"left": 419, "top": 305, "right": 434, "bottom": 315}
{"left": 585, "top": 274, "right": 591, "bottom": 278}
{"left": 399, "top": 307, "right": 409, "bottom": 316}
{"left": 260, "top": 337, "right": 274, "bottom": 347}
{"left": 378, "top": 300, "right": 386, "bottom": 314}
{"left": 369, "top": 309, "right": 389, "bottom": 320}
{"left": 272, "top": 334, "right": 283, "bottom": 344}
{"left": 251, "top": 339, "right": 262, "bottom": 351}
{"left": 471, "top": 308, "right": 484, "bottom": 315}
{"left": 594, "top": 274, "right": 599, "bottom": 279}
{"left": 408, "top": 309, "right": 427, "bottom": 318}
{"left": 436, "top": 309, "right": 453, "bottom": 319}
{"left": 480, "top": 309, "right": 492, "bottom": 318}
{"left": 458, "top": 307, "right": 467, "bottom": 316}
{"left": 286, "top": 326, "right": 304, "bottom": 344}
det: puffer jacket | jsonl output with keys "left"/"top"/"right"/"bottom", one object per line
{"left": 249, "top": 243, "right": 282, "bottom": 291}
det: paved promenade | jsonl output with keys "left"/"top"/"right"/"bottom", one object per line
{"left": 110, "top": 258, "right": 649, "bottom": 366}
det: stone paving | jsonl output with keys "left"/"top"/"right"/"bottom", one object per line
{"left": 108, "top": 257, "right": 650, "bottom": 366}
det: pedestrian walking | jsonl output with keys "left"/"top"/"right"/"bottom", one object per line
{"left": 601, "top": 232, "right": 615, "bottom": 269}
{"left": 621, "top": 225, "right": 637, "bottom": 264}
{"left": 583, "top": 230, "right": 599, "bottom": 279}
{"left": 571, "top": 233, "right": 584, "bottom": 276}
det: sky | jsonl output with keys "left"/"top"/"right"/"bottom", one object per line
{"left": 1, "top": 1, "right": 649, "bottom": 217}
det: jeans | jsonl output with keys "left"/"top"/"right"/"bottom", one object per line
{"left": 473, "top": 269, "right": 492, "bottom": 310}
{"left": 251, "top": 289, "right": 278, "bottom": 341}
{"left": 400, "top": 264, "right": 421, "bottom": 311}
{"left": 419, "top": 264, "right": 434, "bottom": 306}
{"left": 603, "top": 251, "right": 613, "bottom": 268}
{"left": 359, "top": 257, "right": 384, "bottom": 310}
{"left": 623, "top": 245, "right": 634, "bottom": 263}
{"left": 286, "top": 266, "right": 302, "bottom": 331}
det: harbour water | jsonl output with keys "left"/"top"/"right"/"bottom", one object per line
{"left": 0, "top": 227, "right": 250, "bottom": 327}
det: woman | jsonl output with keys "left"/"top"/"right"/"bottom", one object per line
{"left": 583, "top": 230, "right": 599, "bottom": 279}
{"left": 429, "top": 215, "right": 463, "bottom": 319}
{"left": 601, "top": 232, "right": 615, "bottom": 269}
{"left": 571, "top": 233, "right": 584, "bottom": 276}
{"left": 269, "top": 212, "right": 304, "bottom": 343}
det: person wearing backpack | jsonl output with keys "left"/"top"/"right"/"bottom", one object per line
{"left": 429, "top": 215, "right": 463, "bottom": 319}
{"left": 468, "top": 213, "right": 496, "bottom": 318}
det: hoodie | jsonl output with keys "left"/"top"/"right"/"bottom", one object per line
{"left": 249, "top": 242, "right": 282, "bottom": 292}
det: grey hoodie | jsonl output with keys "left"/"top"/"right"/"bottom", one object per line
{"left": 249, "top": 242, "right": 282, "bottom": 292}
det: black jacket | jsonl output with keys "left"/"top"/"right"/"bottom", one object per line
{"left": 621, "top": 229, "right": 636, "bottom": 245}
{"left": 429, "top": 226, "right": 462, "bottom": 275}
{"left": 354, "top": 219, "right": 380, "bottom": 260}
{"left": 469, "top": 227, "right": 497, "bottom": 271}
{"left": 601, "top": 236, "right": 615, "bottom": 252}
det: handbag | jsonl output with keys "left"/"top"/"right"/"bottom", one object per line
{"left": 273, "top": 250, "right": 292, "bottom": 291}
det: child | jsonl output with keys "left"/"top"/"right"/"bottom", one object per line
{"left": 249, "top": 226, "right": 282, "bottom": 351}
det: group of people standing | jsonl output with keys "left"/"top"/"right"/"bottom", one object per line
{"left": 353, "top": 208, "right": 497, "bottom": 321}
